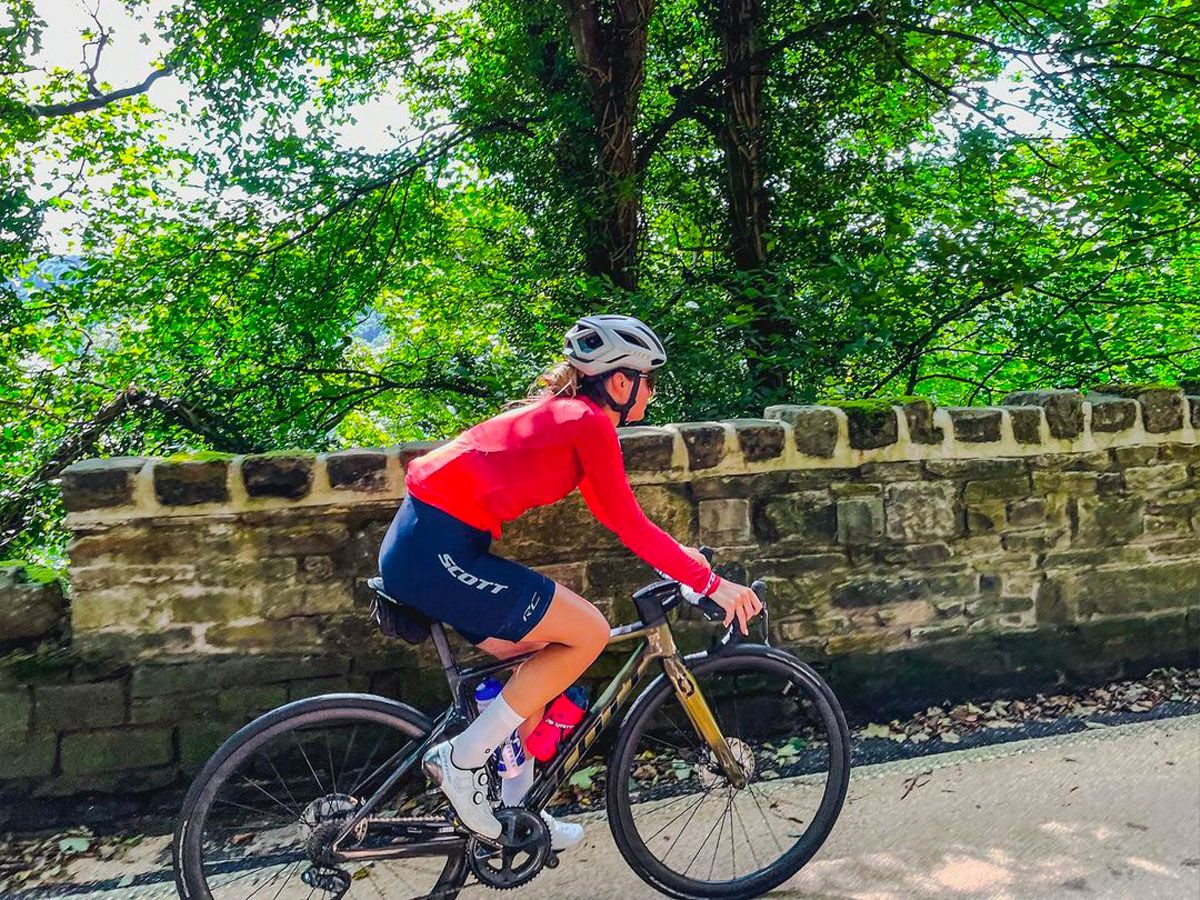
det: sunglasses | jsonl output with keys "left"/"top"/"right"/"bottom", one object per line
{"left": 622, "top": 368, "right": 657, "bottom": 399}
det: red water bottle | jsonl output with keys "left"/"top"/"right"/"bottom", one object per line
{"left": 526, "top": 686, "right": 588, "bottom": 762}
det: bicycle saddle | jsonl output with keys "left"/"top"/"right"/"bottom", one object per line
{"left": 367, "top": 576, "right": 434, "bottom": 645}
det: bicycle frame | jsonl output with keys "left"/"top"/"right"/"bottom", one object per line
{"left": 330, "top": 598, "right": 749, "bottom": 863}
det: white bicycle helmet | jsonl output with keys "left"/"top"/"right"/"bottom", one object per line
{"left": 563, "top": 314, "right": 667, "bottom": 377}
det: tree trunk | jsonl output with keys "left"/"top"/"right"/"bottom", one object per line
{"left": 558, "top": 0, "right": 653, "bottom": 291}
{"left": 714, "top": 0, "right": 791, "bottom": 399}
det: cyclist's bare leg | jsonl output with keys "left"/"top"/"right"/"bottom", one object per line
{"left": 476, "top": 636, "right": 548, "bottom": 739}
{"left": 498, "top": 582, "right": 609, "bottom": 718}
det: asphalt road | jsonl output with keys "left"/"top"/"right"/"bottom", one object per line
{"left": 12, "top": 713, "right": 1199, "bottom": 900}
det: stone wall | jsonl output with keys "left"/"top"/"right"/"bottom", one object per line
{"left": 0, "top": 384, "right": 1197, "bottom": 829}
{"left": 0, "top": 562, "right": 65, "bottom": 652}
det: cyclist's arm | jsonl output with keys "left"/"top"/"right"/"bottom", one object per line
{"left": 576, "top": 416, "right": 720, "bottom": 596}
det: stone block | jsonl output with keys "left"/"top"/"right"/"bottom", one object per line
{"left": 59, "top": 457, "right": 147, "bottom": 511}
{"left": 241, "top": 454, "right": 315, "bottom": 500}
{"left": 964, "top": 501, "right": 1003, "bottom": 535}
{"left": 1096, "top": 472, "right": 1126, "bottom": 496}
{"left": 924, "top": 458, "right": 1028, "bottom": 480}
{"left": 947, "top": 407, "right": 1002, "bottom": 442}
{"left": 858, "top": 461, "right": 924, "bottom": 483}
{"left": 1148, "top": 538, "right": 1200, "bottom": 559}
{"left": 754, "top": 492, "right": 837, "bottom": 543}
{"left": 534, "top": 561, "right": 587, "bottom": 594}
{"left": 699, "top": 499, "right": 752, "bottom": 544}
{"left": 840, "top": 405, "right": 898, "bottom": 450}
{"left": 0, "top": 690, "right": 32, "bottom": 735}
{"left": 168, "top": 587, "right": 262, "bottom": 623}
{"left": 908, "top": 624, "right": 968, "bottom": 641}
{"left": 33, "top": 681, "right": 126, "bottom": 732}
{"left": 933, "top": 599, "right": 964, "bottom": 618}
{"left": 1001, "top": 529, "right": 1068, "bottom": 552}
{"left": 1002, "top": 390, "right": 1084, "bottom": 439}
{"left": 1038, "top": 451, "right": 1114, "bottom": 473}
{"left": 1073, "top": 496, "right": 1145, "bottom": 548}
{"left": 216, "top": 684, "right": 289, "bottom": 717}
{"left": 727, "top": 419, "right": 786, "bottom": 462}
{"left": 153, "top": 459, "right": 230, "bottom": 506}
{"left": 1189, "top": 396, "right": 1200, "bottom": 429}
{"left": 178, "top": 722, "right": 238, "bottom": 769}
{"left": 884, "top": 482, "right": 960, "bottom": 542}
{"left": 1007, "top": 406, "right": 1044, "bottom": 444}
{"left": 0, "top": 576, "right": 65, "bottom": 650}
{"left": 672, "top": 422, "right": 727, "bottom": 470}
{"left": 1158, "top": 444, "right": 1200, "bottom": 465}
{"left": 765, "top": 406, "right": 839, "bottom": 457}
{"left": 1032, "top": 471, "right": 1098, "bottom": 495}
{"left": 1093, "top": 384, "right": 1185, "bottom": 433}
{"left": 249, "top": 521, "right": 350, "bottom": 557}
{"left": 1112, "top": 446, "right": 1159, "bottom": 467}
{"left": 1041, "top": 546, "right": 1150, "bottom": 569}
{"left": 1006, "top": 498, "right": 1046, "bottom": 527}
{"left": 396, "top": 440, "right": 446, "bottom": 469}
{"left": 901, "top": 399, "right": 942, "bottom": 444}
{"left": 832, "top": 572, "right": 977, "bottom": 608}
{"left": 836, "top": 497, "right": 884, "bottom": 544}
{"left": 1124, "top": 464, "right": 1189, "bottom": 494}
{"left": 59, "top": 726, "right": 172, "bottom": 775}
{"left": 824, "top": 632, "right": 903, "bottom": 655}
{"left": 130, "top": 655, "right": 347, "bottom": 697}
{"left": 963, "top": 476, "right": 1032, "bottom": 504}
{"left": 617, "top": 427, "right": 678, "bottom": 472}
{"left": 326, "top": 450, "right": 389, "bottom": 491}
{"left": 262, "top": 581, "right": 354, "bottom": 618}
{"left": 1066, "top": 560, "right": 1200, "bottom": 617}
{"left": 1087, "top": 395, "right": 1138, "bottom": 433}
{"left": 205, "top": 617, "right": 324, "bottom": 650}
{"left": 0, "top": 734, "right": 57, "bottom": 779}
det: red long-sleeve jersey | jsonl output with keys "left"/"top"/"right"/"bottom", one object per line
{"left": 404, "top": 394, "right": 719, "bottom": 596}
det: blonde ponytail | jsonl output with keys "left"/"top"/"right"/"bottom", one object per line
{"left": 504, "top": 359, "right": 584, "bottom": 408}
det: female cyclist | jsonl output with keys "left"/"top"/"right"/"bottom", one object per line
{"left": 376, "top": 314, "right": 763, "bottom": 849}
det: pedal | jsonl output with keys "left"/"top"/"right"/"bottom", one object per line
{"left": 545, "top": 850, "right": 560, "bottom": 869}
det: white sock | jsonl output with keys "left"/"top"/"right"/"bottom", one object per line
{"left": 501, "top": 756, "right": 535, "bottom": 806}
{"left": 450, "top": 693, "right": 526, "bottom": 769}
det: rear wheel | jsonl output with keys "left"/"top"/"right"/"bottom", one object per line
{"left": 173, "top": 694, "right": 467, "bottom": 900}
{"left": 606, "top": 648, "right": 850, "bottom": 899}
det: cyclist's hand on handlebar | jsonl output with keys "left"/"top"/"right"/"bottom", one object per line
{"left": 710, "top": 579, "right": 763, "bottom": 636}
{"left": 678, "top": 545, "right": 710, "bottom": 569}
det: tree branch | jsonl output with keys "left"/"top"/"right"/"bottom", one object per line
{"left": 637, "top": 9, "right": 874, "bottom": 169}
{"left": 27, "top": 63, "right": 176, "bottom": 118}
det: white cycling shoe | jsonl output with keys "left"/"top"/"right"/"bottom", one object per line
{"left": 422, "top": 741, "right": 502, "bottom": 840}
{"left": 540, "top": 810, "right": 584, "bottom": 851}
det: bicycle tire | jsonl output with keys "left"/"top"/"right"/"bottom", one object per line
{"left": 606, "top": 646, "right": 850, "bottom": 900}
{"left": 173, "top": 693, "right": 468, "bottom": 900}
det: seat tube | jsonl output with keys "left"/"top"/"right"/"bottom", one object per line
{"left": 650, "top": 624, "right": 748, "bottom": 790}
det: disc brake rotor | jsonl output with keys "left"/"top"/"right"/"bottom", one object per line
{"left": 697, "top": 737, "right": 756, "bottom": 790}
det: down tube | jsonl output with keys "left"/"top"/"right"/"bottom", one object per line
{"left": 524, "top": 643, "right": 657, "bottom": 810}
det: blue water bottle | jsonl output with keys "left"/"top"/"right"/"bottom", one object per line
{"left": 474, "top": 677, "right": 527, "bottom": 779}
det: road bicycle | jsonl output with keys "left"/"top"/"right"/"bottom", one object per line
{"left": 173, "top": 548, "right": 851, "bottom": 900}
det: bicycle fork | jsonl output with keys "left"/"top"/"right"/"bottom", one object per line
{"left": 648, "top": 624, "right": 749, "bottom": 790}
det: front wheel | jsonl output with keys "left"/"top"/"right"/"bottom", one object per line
{"left": 606, "top": 647, "right": 850, "bottom": 900}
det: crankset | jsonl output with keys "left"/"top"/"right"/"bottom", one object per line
{"left": 467, "top": 807, "right": 551, "bottom": 890}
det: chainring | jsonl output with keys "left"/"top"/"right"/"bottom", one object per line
{"left": 466, "top": 807, "right": 551, "bottom": 890}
